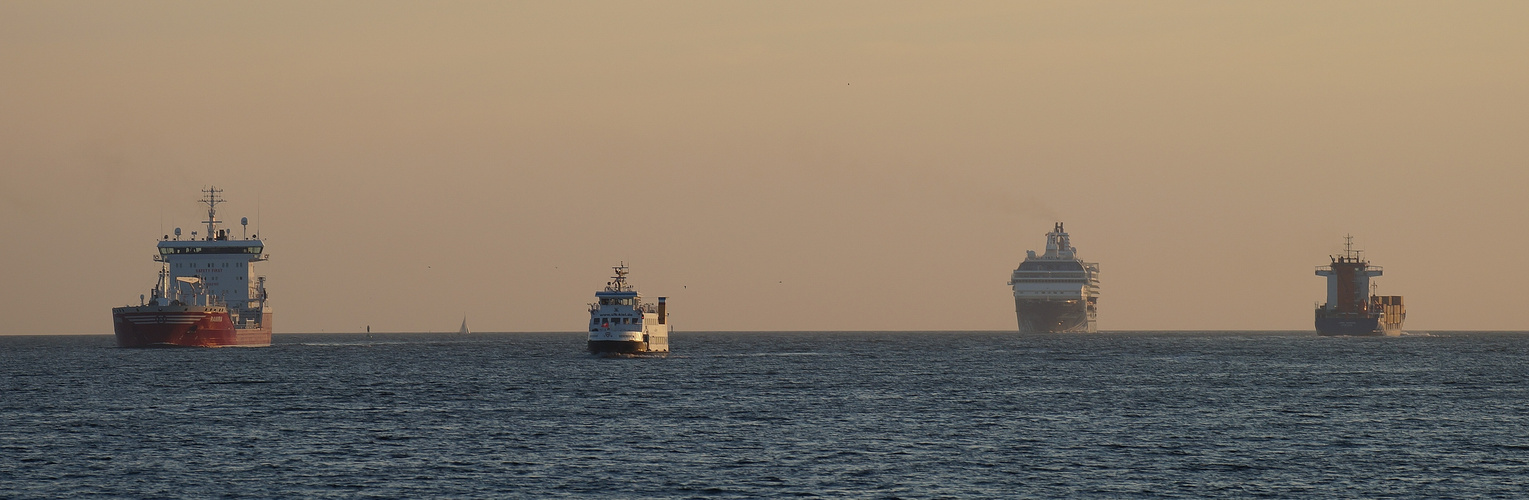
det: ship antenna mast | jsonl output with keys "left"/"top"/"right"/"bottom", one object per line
{"left": 201, "top": 186, "right": 225, "bottom": 241}
{"left": 608, "top": 261, "right": 632, "bottom": 292}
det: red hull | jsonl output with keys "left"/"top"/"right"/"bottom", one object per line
{"left": 112, "top": 307, "right": 271, "bottom": 348}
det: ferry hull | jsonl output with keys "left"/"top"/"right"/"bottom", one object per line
{"left": 1314, "top": 315, "right": 1389, "bottom": 336}
{"left": 588, "top": 340, "right": 652, "bottom": 354}
{"left": 1015, "top": 299, "right": 1096, "bottom": 333}
{"left": 112, "top": 307, "right": 271, "bottom": 348}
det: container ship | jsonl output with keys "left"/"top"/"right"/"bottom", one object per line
{"left": 111, "top": 187, "right": 272, "bottom": 347}
{"left": 1314, "top": 235, "right": 1404, "bottom": 336}
{"left": 1008, "top": 222, "right": 1100, "bottom": 333}
{"left": 587, "top": 263, "right": 669, "bottom": 356}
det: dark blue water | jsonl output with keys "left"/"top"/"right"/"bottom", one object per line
{"left": 3, "top": 331, "right": 1528, "bottom": 498}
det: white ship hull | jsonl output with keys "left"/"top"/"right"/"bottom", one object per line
{"left": 1014, "top": 298, "right": 1096, "bottom": 333}
{"left": 587, "top": 320, "right": 670, "bottom": 355}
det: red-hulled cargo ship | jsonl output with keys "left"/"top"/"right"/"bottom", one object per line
{"left": 112, "top": 187, "right": 272, "bottom": 347}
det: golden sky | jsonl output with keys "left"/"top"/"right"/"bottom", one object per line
{"left": 3, "top": 1, "right": 1526, "bottom": 333}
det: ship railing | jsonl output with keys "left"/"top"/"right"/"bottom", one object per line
{"left": 168, "top": 292, "right": 225, "bottom": 307}
{"left": 178, "top": 295, "right": 225, "bottom": 307}
{"left": 1315, "top": 265, "right": 1382, "bottom": 272}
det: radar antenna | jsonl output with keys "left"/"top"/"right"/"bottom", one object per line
{"left": 606, "top": 262, "right": 634, "bottom": 292}
{"left": 1341, "top": 234, "right": 1365, "bottom": 262}
{"left": 201, "top": 186, "right": 225, "bottom": 241}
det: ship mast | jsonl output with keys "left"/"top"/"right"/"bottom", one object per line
{"left": 1045, "top": 222, "right": 1074, "bottom": 258}
{"left": 201, "top": 186, "right": 225, "bottom": 241}
{"left": 1342, "top": 234, "right": 1364, "bottom": 262}
{"left": 605, "top": 262, "right": 633, "bottom": 292}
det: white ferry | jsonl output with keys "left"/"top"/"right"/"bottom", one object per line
{"left": 1008, "top": 222, "right": 1100, "bottom": 333}
{"left": 587, "top": 263, "right": 669, "bottom": 355}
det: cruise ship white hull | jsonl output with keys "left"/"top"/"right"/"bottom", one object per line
{"left": 1015, "top": 298, "right": 1096, "bottom": 333}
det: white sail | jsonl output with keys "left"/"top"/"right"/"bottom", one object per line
{"left": 458, "top": 316, "right": 470, "bottom": 335}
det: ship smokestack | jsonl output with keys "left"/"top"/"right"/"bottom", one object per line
{"left": 657, "top": 297, "right": 667, "bottom": 324}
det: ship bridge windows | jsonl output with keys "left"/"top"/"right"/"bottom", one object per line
{"left": 1017, "top": 261, "right": 1085, "bottom": 272}
{"left": 592, "top": 317, "right": 642, "bottom": 325}
{"left": 598, "top": 298, "right": 637, "bottom": 306}
{"left": 158, "top": 246, "right": 263, "bottom": 256}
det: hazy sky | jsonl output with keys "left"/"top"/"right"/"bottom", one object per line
{"left": 3, "top": 1, "right": 1527, "bottom": 334}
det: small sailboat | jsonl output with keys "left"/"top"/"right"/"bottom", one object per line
{"left": 458, "top": 316, "right": 470, "bottom": 335}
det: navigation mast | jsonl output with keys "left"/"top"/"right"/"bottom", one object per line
{"left": 201, "top": 186, "right": 225, "bottom": 241}
{"left": 606, "top": 262, "right": 633, "bottom": 292}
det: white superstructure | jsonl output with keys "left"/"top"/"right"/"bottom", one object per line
{"left": 1008, "top": 222, "right": 1100, "bottom": 333}
{"left": 152, "top": 187, "right": 271, "bottom": 330}
{"left": 587, "top": 263, "right": 669, "bottom": 354}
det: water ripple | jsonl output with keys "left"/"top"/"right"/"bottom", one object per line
{"left": 2, "top": 331, "right": 1528, "bottom": 498}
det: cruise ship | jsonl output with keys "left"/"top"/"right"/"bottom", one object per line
{"left": 587, "top": 263, "right": 669, "bottom": 355}
{"left": 111, "top": 187, "right": 272, "bottom": 347}
{"left": 1008, "top": 223, "right": 1100, "bottom": 333}
{"left": 1314, "top": 236, "right": 1404, "bottom": 336}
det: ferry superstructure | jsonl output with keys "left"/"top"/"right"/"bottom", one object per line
{"left": 1314, "top": 236, "right": 1404, "bottom": 336}
{"left": 111, "top": 187, "right": 272, "bottom": 347}
{"left": 1008, "top": 222, "right": 1100, "bottom": 333}
{"left": 587, "top": 263, "right": 669, "bottom": 355}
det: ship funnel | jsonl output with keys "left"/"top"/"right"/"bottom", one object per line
{"left": 657, "top": 297, "right": 667, "bottom": 324}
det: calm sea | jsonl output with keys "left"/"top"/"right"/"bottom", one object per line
{"left": 3, "top": 331, "right": 1527, "bottom": 498}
